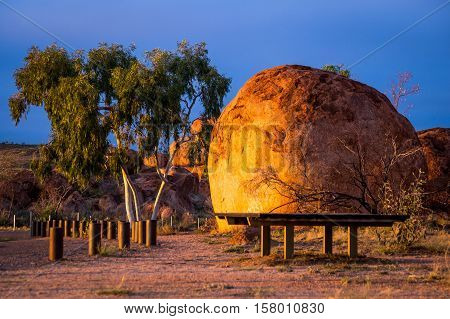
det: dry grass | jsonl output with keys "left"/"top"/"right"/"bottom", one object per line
{"left": 96, "top": 288, "right": 131, "bottom": 296}
{"left": 412, "top": 231, "right": 449, "bottom": 255}
{"left": 98, "top": 245, "right": 118, "bottom": 257}
{"left": 223, "top": 245, "right": 246, "bottom": 254}
{"left": 96, "top": 275, "right": 132, "bottom": 296}
{"left": 158, "top": 224, "right": 176, "bottom": 236}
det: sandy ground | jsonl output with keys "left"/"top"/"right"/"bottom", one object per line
{"left": 0, "top": 230, "right": 448, "bottom": 298}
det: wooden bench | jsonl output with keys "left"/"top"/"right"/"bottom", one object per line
{"left": 216, "top": 213, "right": 409, "bottom": 258}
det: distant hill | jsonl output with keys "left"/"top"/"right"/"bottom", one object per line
{"left": 0, "top": 143, "right": 39, "bottom": 180}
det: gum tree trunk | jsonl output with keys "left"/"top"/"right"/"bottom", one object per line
{"left": 121, "top": 167, "right": 136, "bottom": 223}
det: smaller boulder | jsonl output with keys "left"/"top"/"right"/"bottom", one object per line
{"left": 61, "top": 191, "right": 88, "bottom": 214}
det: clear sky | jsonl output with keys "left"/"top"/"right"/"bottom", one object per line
{"left": 1, "top": 0, "right": 449, "bottom": 144}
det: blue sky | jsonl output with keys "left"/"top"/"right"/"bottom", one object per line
{"left": 1, "top": 0, "right": 449, "bottom": 144}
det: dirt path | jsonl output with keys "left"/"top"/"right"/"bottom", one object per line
{"left": 0, "top": 231, "right": 448, "bottom": 298}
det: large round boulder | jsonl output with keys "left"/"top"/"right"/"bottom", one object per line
{"left": 208, "top": 65, "right": 426, "bottom": 229}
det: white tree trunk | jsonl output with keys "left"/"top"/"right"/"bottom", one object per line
{"left": 121, "top": 167, "right": 136, "bottom": 222}
{"left": 151, "top": 179, "right": 166, "bottom": 220}
{"left": 126, "top": 174, "right": 142, "bottom": 221}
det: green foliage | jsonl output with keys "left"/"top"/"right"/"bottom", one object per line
{"left": 322, "top": 64, "right": 351, "bottom": 78}
{"left": 9, "top": 41, "right": 231, "bottom": 191}
{"left": 139, "top": 40, "right": 231, "bottom": 159}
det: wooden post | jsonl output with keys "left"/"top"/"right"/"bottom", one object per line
{"left": 58, "top": 220, "right": 64, "bottom": 228}
{"left": 260, "top": 225, "right": 271, "bottom": 257}
{"left": 29, "top": 211, "right": 33, "bottom": 236}
{"left": 348, "top": 226, "right": 358, "bottom": 258}
{"left": 45, "top": 221, "right": 51, "bottom": 237}
{"left": 39, "top": 221, "right": 45, "bottom": 237}
{"left": 48, "top": 227, "right": 63, "bottom": 261}
{"left": 323, "top": 225, "right": 333, "bottom": 254}
{"left": 131, "top": 222, "right": 137, "bottom": 242}
{"left": 107, "top": 221, "right": 116, "bottom": 240}
{"left": 138, "top": 221, "right": 146, "bottom": 245}
{"left": 100, "top": 220, "right": 108, "bottom": 239}
{"left": 13, "top": 214, "right": 16, "bottom": 231}
{"left": 134, "top": 221, "right": 139, "bottom": 242}
{"left": 88, "top": 222, "right": 101, "bottom": 256}
{"left": 118, "top": 221, "right": 130, "bottom": 249}
{"left": 32, "top": 221, "right": 38, "bottom": 237}
{"left": 146, "top": 219, "right": 157, "bottom": 247}
{"left": 71, "top": 220, "right": 80, "bottom": 238}
{"left": 37, "top": 221, "right": 43, "bottom": 237}
{"left": 284, "top": 225, "right": 294, "bottom": 259}
{"left": 51, "top": 220, "right": 57, "bottom": 228}
{"left": 79, "top": 221, "right": 86, "bottom": 238}
{"left": 64, "top": 220, "right": 71, "bottom": 237}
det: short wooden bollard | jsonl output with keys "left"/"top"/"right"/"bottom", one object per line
{"left": 49, "top": 227, "right": 63, "bottom": 261}
{"left": 134, "top": 221, "right": 140, "bottom": 243}
{"left": 38, "top": 221, "right": 44, "bottom": 237}
{"left": 58, "top": 220, "right": 64, "bottom": 228}
{"left": 131, "top": 222, "right": 136, "bottom": 242}
{"left": 71, "top": 220, "right": 80, "bottom": 238}
{"left": 260, "top": 225, "right": 271, "bottom": 257}
{"left": 42, "top": 221, "right": 48, "bottom": 237}
{"left": 107, "top": 221, "right": 116, "bottom": 240}
{"left": 118, "top": 221, "right": 130, "bottom": 249}
{"left": 137, "top": 220, "right": 146, "bottom": 245}
{"left": 79, "top": 221, "right": 86, "bottom": 238}
{"left": 146, "top": 219, "right": 157, "bottom": 247}
{"left": 88, "top": 222, "right": 101, "bottom": 256}
{"left": 51, "top": 220, "right": 57, "bottom": 228}
{"left": 32, "top": 221, "right": 38, "bottom": 237}
{"left": 64, "top": 220, "right": 71, "bottom": 237}
{"left": 100, "top": 220, "right": 108, "bottom": 239}
{"left": 134, "top": 221, "right": 139, "bottom": 243}
{"left": 45, "top": 221, "right": 51, "bottom": 237}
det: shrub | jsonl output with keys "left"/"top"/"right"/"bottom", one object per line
{"left": 375, "top": 170, "right": 430, "bottom": 249}
{"left": 322, "top": 64, "right": 350, "bottom": 78}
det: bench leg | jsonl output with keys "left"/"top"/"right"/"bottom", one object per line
{"left": 284, "top": 226, "right": 294, "bottom": 259}
{"left": 323, "top": 225, "right": 333, "bottom": 254}
{"left": 261, "top": 225, "right": 271, "bottom": 257}
{"left": 348, "top": 226, "right": 358, "bottom": 258}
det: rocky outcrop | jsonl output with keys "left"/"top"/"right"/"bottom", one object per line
{"left": 133, "top": 166, "right": 212, "bottom": 219}
{"left": 418, "top": 128, "right": 449, "bottom": 213}
{"left": 143, "top": 153, "right": 169, "bottom": 168}
{"left": 208, "top": 65, "right": 426, "bottom": 229}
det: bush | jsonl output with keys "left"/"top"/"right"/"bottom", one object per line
{"left": 375, "top": 170, "right": 430, "bottom": 249}
{"left": 322, "top": 64, "right": 350, "bottom": 78}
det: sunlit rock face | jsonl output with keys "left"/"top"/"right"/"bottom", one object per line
{"left": 208, "top": 65, "right": 426, "bottom": 230}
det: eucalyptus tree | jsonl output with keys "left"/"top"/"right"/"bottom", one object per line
{"left": 8, "top": 43, "right": 149, "bottom": 222}
{"left": 9, "top": 41, "right": 230, "bottom": 223}
{"left": 135, "top": 40, "right": 231, "bottom": 220}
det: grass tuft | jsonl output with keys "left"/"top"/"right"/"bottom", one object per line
{"left": 97, "top": 289, "right": 131, "bottom": 296}
{"left": 223, "top": 245, "right": 246, "bottom": 254}
{"left": 98, "top": 245, "right": 118, "bottom": 257}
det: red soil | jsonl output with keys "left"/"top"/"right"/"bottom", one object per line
{"left": 0, "top": 231, "right": 447, "bottom": 298}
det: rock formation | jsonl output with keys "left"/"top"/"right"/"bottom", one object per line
{"left": 418, "top": 128, "right": 449, "bottom": 213}
{"left": 208, "top": 65, "right": 426, "bottom": 230}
